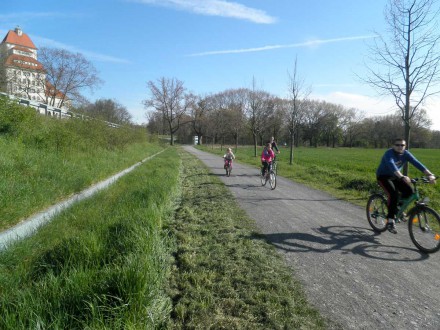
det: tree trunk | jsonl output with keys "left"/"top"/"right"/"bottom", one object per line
{"left": 289, "top": 131, "right": 295, "bottom": 165}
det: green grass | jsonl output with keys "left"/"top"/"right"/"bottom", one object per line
{"left": 0, "top": 138, "right": 164, "bottom": 231}
{"left": 166, "top": 149, "right": 327, "bottom": 329}
{"left": 197, "top": 145, "right": 440, "bottom": 210}
{"left": 0, "top": 147, "right": 180, "bottom": 329}
{"left": 0, "top": 146, "right": 329, "bottom": 329}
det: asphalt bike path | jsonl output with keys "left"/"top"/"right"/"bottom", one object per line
{"left": 184, "top": 146, "right": 440, "bottom": 330}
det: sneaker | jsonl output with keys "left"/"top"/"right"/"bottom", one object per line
{"left": 387, "top": 219, "right": 397, "bottom": 234}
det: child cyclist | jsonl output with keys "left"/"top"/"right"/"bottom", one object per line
{"left": 223, "top": 148, "right": 235, "bottom": 169}
{"left": 261, "top": 143, "right": 275, "bottom": 176}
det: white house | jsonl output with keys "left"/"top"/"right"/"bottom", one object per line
{"left": 0, "top": 26, "right": 68, "bottom": 108}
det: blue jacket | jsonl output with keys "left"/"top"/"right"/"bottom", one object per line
{"left": 376, "top": 149, "right": 426, "bottom": 178}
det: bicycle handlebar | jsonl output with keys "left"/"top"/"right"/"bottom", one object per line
{"left": 411, "top": 176, "right": 437, "bottom": 184}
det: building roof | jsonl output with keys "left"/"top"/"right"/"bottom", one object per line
{"left": 4, "top": 54, "right": 45, "bottom": 71}
{"left": 1, "top": 28, "right": 36, "bottom": 49}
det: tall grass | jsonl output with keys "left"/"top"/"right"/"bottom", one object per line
{"left": 197, "top": 145, "right": 440, "bottom": 209}
{"left": 0, "top": 97, "right": 164, "bottom": 230}
{"left": 0, "top": 148, "right": 180, "bottom": 329}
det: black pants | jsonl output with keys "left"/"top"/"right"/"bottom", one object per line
{"left": 262, "top": 161, "right": 272, "bottom": 175}
{"left": 377, "top": 176, "right": 414, "bottom": 219}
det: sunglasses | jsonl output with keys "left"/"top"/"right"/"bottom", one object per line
{"left": 394, "top": 144, "right": 406, "bottom": 147}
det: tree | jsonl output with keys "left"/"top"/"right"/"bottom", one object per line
{"left": 244, "top": 78, "right": 273, "bottom": 157}
{"left": 365, "top": 0, "right": 440, "bottom": 162}
{"left": 38, "top": 47, "right": 102, "bottom": 108}
{"left": 287, "top": 57, "right": 310, "bottom": 164}
{"left": 82, "top": 98, "right": 132, "bottom": 125}
{"left": 144, "top": 77, "right": 190, "bottom": 145}
{"left": 190, "top": 94, "right": 210, "bottom": 145}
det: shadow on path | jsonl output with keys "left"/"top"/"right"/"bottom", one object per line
{"left": 248, "top": 225, "right": 429, "bottom": 262}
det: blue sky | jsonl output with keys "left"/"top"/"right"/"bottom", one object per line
{"left": 2, "top": 0, "right": 440, "bottom": 129}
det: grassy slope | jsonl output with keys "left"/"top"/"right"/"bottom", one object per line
{"left": 0, "top": 147, "right": 180, "bottom": 329}
{"left": 0, "top": 138, "right": 163, "bottom": 230}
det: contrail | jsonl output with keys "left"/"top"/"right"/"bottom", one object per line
{"left": 188, "top": 35, "right": 376, "bottom": 56}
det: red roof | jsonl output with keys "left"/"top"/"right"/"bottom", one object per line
{"left": 2, "top": 29, "right": 36, "bottom": 49}
{"left": 46, "top": 81, "right": 66, "bottom": 99}
{"left": 4, "top": 54, "right": 44, "bottom": 71}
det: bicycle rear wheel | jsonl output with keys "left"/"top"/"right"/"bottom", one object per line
{"left": 269, "top": 171, "right": 276, "bottom": 189}
{"left": 408, "top": 206, "right": 440, "bottom": 253}
{"left": 366, "top": 193, "right": 388, "bottom": 232}
{"left": 226, "top": 165, "right": 231, "bottom": 176}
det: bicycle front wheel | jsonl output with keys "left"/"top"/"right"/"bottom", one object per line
{"left": 269, "top": 171, "right": 276, "bottom": 189}
{"left": 408, "top": 206, "right": 440, "bottom": 253}
{"left": 366, "top": 193, "right": 388, "bottom": 232}
{"left": 261, "top": 171, "right": 267, "bottom": 186}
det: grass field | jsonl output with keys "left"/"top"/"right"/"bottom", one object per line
{"left": 0, "top": 146, "right": 328, "bottom": 329}
{"left": 197, "top": 145, "right": 440, "bottom": 210}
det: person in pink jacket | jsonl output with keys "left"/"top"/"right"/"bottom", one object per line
{"left": 261, "top": 143, "right": 275, "bottom": 176}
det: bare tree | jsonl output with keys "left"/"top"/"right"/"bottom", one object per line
{"left": 82, "top": 98, "right": 132, "bottom": 125}
{"left": 189, "top": 94, "right": 209, "bottom": 145}
{"left": 287, "top": 57, "right": 310, "bottom": 164}
{"left": 244, "top": 78, "right": 273, "bottom": 157}
{"left": 38, "top": 47, "right": 102, "bottom": 108}
{"left": 364, "top": 0, "right": 440, "bottom": 159}
{"left": 144, "top": 77, "right": 190, "bottom": 145}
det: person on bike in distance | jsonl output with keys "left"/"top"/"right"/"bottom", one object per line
{"left": 376, "top": 138, "right": 436, "bottom": 234}
{"left": 261, "top": 143, "right": 275, "bottom": 176}
{"left": 270, "top": 136, "right": 280, "bottom": 157}
{"left": 223, "top": 147, "right": 235, "bottom": 169}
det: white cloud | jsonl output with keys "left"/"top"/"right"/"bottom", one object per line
{"left": 130, "top": 0, "right": 276, "bottom": 24}
{"left": 188, "top": 35, "right": 376, "bottom": 56}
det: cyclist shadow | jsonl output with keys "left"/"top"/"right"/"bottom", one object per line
{"left": 250, "top": 225, "right": 430, "bottom": 262}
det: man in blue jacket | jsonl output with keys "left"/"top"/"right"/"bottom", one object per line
{"left": 376, "top": 138, "right": 435, "bottom": 233}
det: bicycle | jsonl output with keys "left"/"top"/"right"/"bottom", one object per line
{"left": 366, "top": 176, "right": 440, "bottom": 253}
{"left": 224, "top": 158, "right": 232, "bottom": 177}
{"left": 261, "top": 161, "right": 276, "bottom": 190}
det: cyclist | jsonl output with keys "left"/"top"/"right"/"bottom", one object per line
{"left": 261, "top": 143, "right": 275, "bottom": 176}
{"left": 270, "top": 136, "right": 281, "bottom": 156}
{"left": 376, "top": 138, "right": 435, "bottom": 234}
{"left": 223, "top": 147, "right": 235, "bottom": 169}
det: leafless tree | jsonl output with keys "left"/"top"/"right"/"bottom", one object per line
{"left": 364, "top": 0, "right": 440, "bottom": 158}
{"left": 287, "top": 57, "right": 310, "bottom": 164}
{"left": 244, "top": 78, "right": 273, "bottom": 157}
{"left": 82, "top": 98, "right": 132, "bottom": 125}
{"left": 190, "top": 94, "right": 211, "bottom": 145}
{"left": 144, "top": 77, "right": 190, "bottom": 145}
{"left": 38, "top": 47, "right": 102, "bottom": 108}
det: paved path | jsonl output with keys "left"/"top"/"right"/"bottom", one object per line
{"left": 184, "top": 146, "right": 440, "bottom": 330}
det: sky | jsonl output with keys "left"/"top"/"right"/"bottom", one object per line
{"left": 2, "top": 0, "right": 440, "bottom": 129}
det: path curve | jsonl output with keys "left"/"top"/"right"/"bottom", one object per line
{"left": 184, "top": 146, "right": 440, "bottom": 330}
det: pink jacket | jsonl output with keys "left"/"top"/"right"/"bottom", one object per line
{"left": 261, "top": 148, "right": 275, "bottom": 162}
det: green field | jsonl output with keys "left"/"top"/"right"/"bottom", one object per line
{"left": 0, "top": 147, "right": 328, "bottom": 329}
{"left": 197, "top": 145, "right": 440, "bottom": 210}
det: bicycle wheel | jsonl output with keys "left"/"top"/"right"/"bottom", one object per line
{"left": 269, "top": 171, "right": 276, "bottom": 189}
{"left": 366, "top": 193, "right": 388, "bottom": 232}
{"left": 408, "top": 206, "right": 440, "bottom": 253}
{"left": 260, "top": 169, "right": 267, "bottom": 186}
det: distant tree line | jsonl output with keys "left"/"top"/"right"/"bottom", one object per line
{"left": 145, "top": 78, "right": 440, "bottom": 149}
